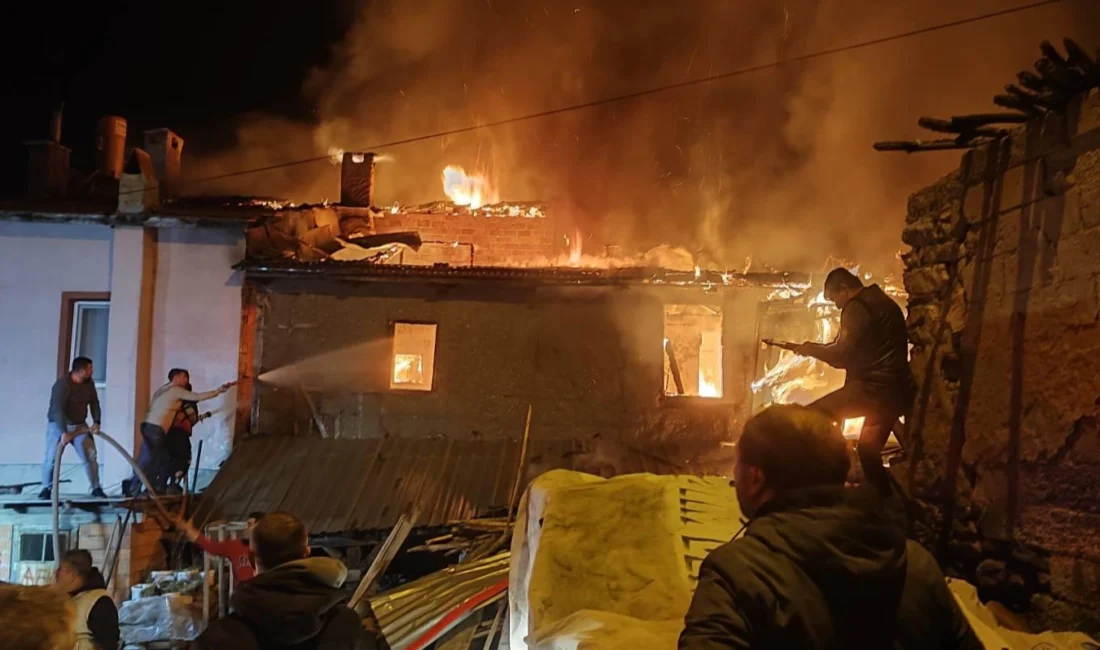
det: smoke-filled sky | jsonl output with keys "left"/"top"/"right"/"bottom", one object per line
{"left": 189, "top": 0, "right": 1098, "bottom": 274}
{"left": 5, "top": 0, "right": 1099, "bottom": 274}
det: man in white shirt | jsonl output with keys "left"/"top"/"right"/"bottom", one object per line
{"left": 125, "top": 368, "right": 234, "bottom": 496}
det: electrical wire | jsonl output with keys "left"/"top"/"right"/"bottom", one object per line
{"left": 120, "top": 0, "right": 1066, "bottom": 195}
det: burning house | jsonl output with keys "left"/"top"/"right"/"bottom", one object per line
{"left": 195, "top": 152, "right": 816, "bottom": 536}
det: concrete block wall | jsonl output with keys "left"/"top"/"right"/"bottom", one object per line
{"left": 251, "top": 281, "right": 768, "bottom": 465}
{"left": 373, "top": 211, "right": 559, "bottom": 265}
{"left": 902, "top": 89, "right": 1100, "bottom": 634}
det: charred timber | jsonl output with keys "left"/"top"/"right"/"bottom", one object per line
{"left": 916, "top": 117, "right": 1008, "bottom": 137}
{"left": 873, "top": 138, "right": 989, "bottom": 153}
{"left": 664, "top": 340, "right": 686, "bottom": 396}
{"left": 1063, "top": 38, "right": 1099, "bottom": 83}
{"left": 1017, "top": 70, "right": 1046, "bottom": 93}
{"left": 1002, "top": 85, "right": 1052, "bottom": 112}
{"left": 950, "top": 113, "right": 1031, "bottom": 126}
{"left": 1035, "top": 57, "right": 1083, "bottom": 94}
{"left": 993, "top": 94, "right": 1045, "bottom": 116}
{"left": 1039, "top": 40, "right": 1069, "bottom": 69}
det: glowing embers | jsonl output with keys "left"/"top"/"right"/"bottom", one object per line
{"left": 392, "top": 354, "right": 423, "bottom": 385}
{"left": 390, "top": 323, "right": 437, "bottom": 391}
{"left": 663, "top": 304, "right": 723, "bottom": 399}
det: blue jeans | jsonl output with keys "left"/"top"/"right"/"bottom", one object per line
{"left": 132, "top": 422, "right": 168, "bottom": 494}
{"left": 42, "top": 421, "right": 101, "bottom": 490}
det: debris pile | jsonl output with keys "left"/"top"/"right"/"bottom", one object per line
{"left": 409, "top": 517, "right": 513, "bottom": 560}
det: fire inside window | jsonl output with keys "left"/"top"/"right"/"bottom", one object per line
{"left": 663, "top": 304, "right": 723, "bottom": 398}
{"left": 390, "top": 323, "right": 437, "bottom": 391}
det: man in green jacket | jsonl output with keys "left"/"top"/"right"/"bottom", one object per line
{"left": 679, "top": 405, "right": 981, "bottom": 650}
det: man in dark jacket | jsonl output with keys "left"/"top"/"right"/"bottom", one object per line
{"left": 195, "top": 512, "right": 388, "bottom": 650}
{"left": 40, "top": 356, "right": 106, "bottom": 499}
{"left": 678, "top": 405, "right": 982, "bottom": 650}
{"left": 772, "top": 267, "right": 916, "bottom": 489}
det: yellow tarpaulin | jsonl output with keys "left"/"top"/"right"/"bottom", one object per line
{"left": 509, "top": 470, "right": 1099, "bottom": 650}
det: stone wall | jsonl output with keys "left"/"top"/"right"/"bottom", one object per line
{"left": 902, "top": 89, "right": 1100, "bottom": 633}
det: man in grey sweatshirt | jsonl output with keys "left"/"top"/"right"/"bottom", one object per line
{"left": 40, "top": 357, "right": 105, "bottom": 499}
{"left": 125, "top": 368, "right": 233, "bottom": 496}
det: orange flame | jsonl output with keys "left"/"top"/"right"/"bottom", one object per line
{"left": 568, "top": 227, "right": 583, "bottom": 265}
{"left": 442, "top": 165, "right": 498, "bottom": 208}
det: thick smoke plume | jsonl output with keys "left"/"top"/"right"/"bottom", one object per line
{"left": 191, "top": 0, "right": 1098, "bottom": 274}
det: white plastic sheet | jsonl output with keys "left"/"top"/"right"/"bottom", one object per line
{"left": 119, "top": 594, "right": 201, "bottom": 644}
{"left": 949, "top": 579, "right": 1100, "bottom": 650}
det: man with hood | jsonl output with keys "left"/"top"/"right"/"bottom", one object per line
{"left": 678, "top": 405, "right": 981, "bottom": 650}
{"left": 194, "top": 512, "right": 389, "bottom": 650}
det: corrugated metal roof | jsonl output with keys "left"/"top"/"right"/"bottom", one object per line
{"left": 194, "top": 436, "right": 682, "bottom": 534}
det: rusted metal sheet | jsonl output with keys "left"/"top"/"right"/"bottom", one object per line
{"left": 194, "top": 436, "right": 682, "bottom": 535}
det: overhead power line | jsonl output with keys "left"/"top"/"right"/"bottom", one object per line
{"left": 156, "top": 0, "right": 1068, "bottom": 192}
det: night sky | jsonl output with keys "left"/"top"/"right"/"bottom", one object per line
{"left": 2, "top": 1, "right": 1097, "bottom": 271}
{"left": 0, "top": 0, "right": 352, "bottom": 194}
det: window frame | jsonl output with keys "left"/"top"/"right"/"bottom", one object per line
{"left": 660, "top": 302, "right": 729, "bottom": 403}
{"left": 388, "top": 321, "right": 438, "bottom": 392}
{"left": 57, "top": 292, "right": 110, "bottom": 378}
{"left": 13, "top": 530, "right": 71, "bottom": 586}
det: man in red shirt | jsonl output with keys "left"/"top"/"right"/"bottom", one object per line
{"left": 179, "top": 511, "right": 265, "bottom": 583}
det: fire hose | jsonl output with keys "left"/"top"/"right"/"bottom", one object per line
{"left": 52, "top": 429, "right": 176, "bottom": 567}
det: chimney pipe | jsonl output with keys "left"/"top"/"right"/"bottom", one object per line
{"left": 340, "top": 152, "right": 376, "bottom": 207}
{"left": 24, "top": 107, "right": 71, "bottom": 198}
{"left": 50, "top": 104, "right": 63, "bottom": 144}
{"left": 96, "top": 115, "right": 127, "bottom": 179}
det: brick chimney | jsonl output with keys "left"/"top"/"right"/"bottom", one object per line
{"left": 340, "top": 152, "right": 376, "bottom": 207}
{"left": 118, "top": 149, "right": 159, "bottom": 214}
{"left": 143, "top": 129, "right": 184, "bottom": 199}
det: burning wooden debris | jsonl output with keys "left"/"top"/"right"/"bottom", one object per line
{"left": 875, "top": 38, "right": 1100, "bottom": 153}
{"left": 387, "top": 200, "right": 546, "bottom": 219}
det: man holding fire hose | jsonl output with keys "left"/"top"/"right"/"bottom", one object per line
{"left": 765, "top": 267, "right": 916, "bottom": 490}
{"left": 124, "top": 368, "right": 234, "bottom": 497}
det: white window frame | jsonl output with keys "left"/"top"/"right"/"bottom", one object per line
{"left": 70, "top": 299, "right": 109, "bottom": 398}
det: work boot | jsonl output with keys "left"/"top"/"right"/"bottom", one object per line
{"left": 90, "top": 487, "right": 108, "bottom": 499}
{"left": 37, "top": 487, "right": 51, "bottom": 500}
